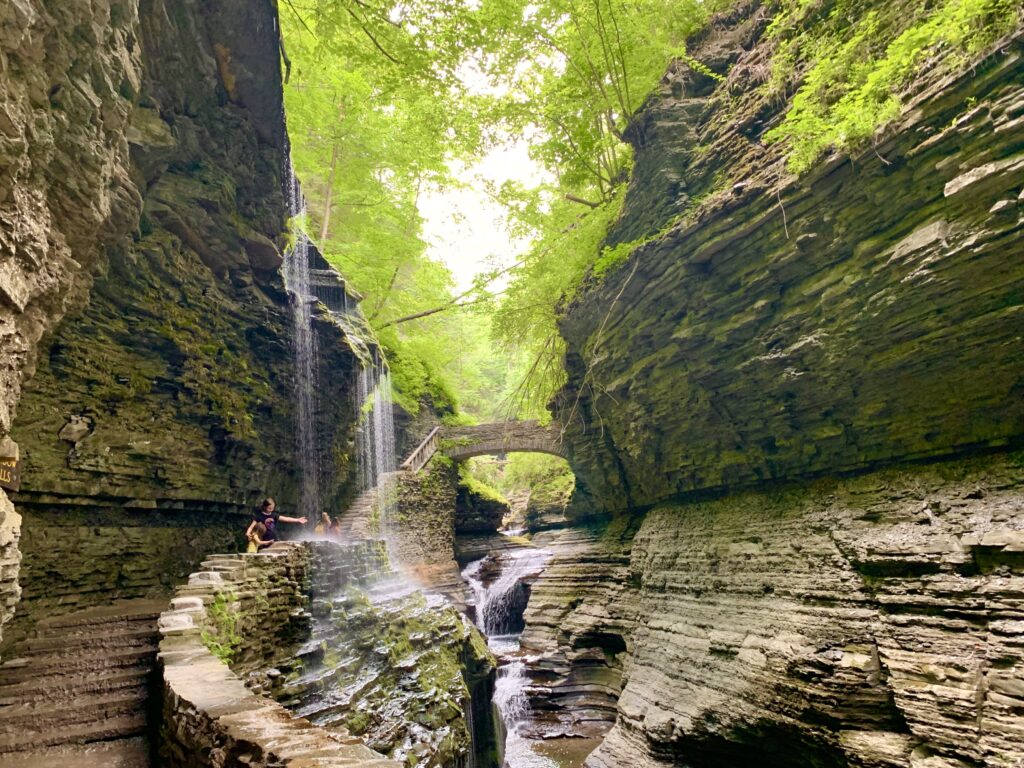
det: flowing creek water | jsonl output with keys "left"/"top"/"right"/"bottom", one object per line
{"left": 462, "top": 541, "right": 574, "bottom": 768}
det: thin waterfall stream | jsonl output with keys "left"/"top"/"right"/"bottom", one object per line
{"left": 355, "top": 360, "right": 398, "bottom": 543}
{"left": 283, "top": 162, "right": 322, "bottom": 516}
{"left": 284, "top": 154, "right": 398, "bottom": 537}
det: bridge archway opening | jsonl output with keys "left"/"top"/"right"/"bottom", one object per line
{"left": 460, "top": 452, "right": 575, "bottom": 532}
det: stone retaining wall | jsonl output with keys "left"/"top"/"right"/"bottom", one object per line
{"left": 1, "top": 507, "right": 241, "bottom": 652}
{"left": 393, "top": 460, "right": 467, "bottom": 604}
{"left": 157, "top": 542, "right": 398, "bottom": 768}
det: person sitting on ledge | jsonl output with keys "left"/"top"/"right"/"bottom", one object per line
{"left": 314, "top": 511, "right": 332, "bottom": 536}
{"left": 246, "top": 497, "right": 306, "bottom": 546}
{"left": 246, "top": 521, "right": 271, "bottom": 552}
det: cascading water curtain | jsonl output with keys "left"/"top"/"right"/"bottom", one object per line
{"left": 356, "top": 356, "right": 398, "bottom": 541}
{"left": 283, "top": 161, "right": 322, "bottom": 517}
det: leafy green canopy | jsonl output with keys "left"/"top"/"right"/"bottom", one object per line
{"left": 280, "top": 0, "right": 723, "bottom": 419}
{"left": 281, "top": 0, "right": 1015, "bottom": 421}
{"left": 280, "top": 0, "right": 496, "bottom": 414}
{"left": 492, "top": 0, "right": 1020, "bottom": 414}
{"left": 481, "top": 0, "right": 729, "bottom": 416}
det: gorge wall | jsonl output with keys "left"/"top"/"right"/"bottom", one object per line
{"left": 539, "top": 4, "right": 1024, "bottom": 768}
{"left": 557, "top": 6, "right": 1024, "bottom": 513}
{"left": 0, "top": 0, "right": 372, "bottom": 649}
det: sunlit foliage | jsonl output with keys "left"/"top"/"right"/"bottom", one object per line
{"left": 766, "top": 0, "right": 1019, "bottom": 171}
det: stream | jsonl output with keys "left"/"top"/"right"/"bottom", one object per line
{"left": 463, "top": 540, "right": 590, "bottom": 768}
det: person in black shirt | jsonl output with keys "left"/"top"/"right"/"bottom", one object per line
{"left": 245, "top": 497, "right": 307, "bottom": 544}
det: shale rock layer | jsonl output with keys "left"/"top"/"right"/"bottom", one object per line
{"left": 1, "top": 0, "right": 374, "bottom": 645}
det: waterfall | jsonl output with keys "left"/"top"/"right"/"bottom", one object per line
{"left": 355, "top": 358, "right": 398, "bottom": 540}
{"left": 465, "top": 548, "right": 549, "bottom": 636}
{"left": 493, "top": 661, "right": 530, "bottom": 725}
{"left": 283, "top": 162, "right": 321, "bottom": 517}
{"left": 461, "top": 544, "right": 555, "bottom": 768}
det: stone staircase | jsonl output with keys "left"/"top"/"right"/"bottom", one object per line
{"left": 333, "top": 486, "right": 379, "bottom": 539}
{"left": 0, "top": 598, "right": 165, "bottom": 766}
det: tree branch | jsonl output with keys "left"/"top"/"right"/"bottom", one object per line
{"left": 564, "top": 193, "right": 601, "bottom": 208}
{"left": 341, "top": 4, "right": 402, "bottom": 64}
{"left": 378, "top": 296, "right": 492, "bottom": 328}
{"left": 377, "top": 258, "right": 523, "bottom": 328}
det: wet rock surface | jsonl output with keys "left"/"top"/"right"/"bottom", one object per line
{"left": 518, "top": 525, "right": 635, "bottom": 746}
{"left": 264, "top": 541, "right": 497, "bottom": 768}
{"left": 158, "top": 543, "right": 398, "bottom": 768}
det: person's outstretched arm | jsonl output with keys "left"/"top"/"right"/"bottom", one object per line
{"left": 279, "top": 515, "right": 307, "bottom": 524}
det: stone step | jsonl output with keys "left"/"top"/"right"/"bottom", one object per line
{"left": 0, "top": 667, "right": 150, "bottom": 706}
{"left": 0, "top": 712, "right": 148, "bottom": 753}
{"left": 0, "top": 647, "right": 156, "bottom": 685}
{"left": 0, "top": 735, "right": 150, "bottom": 768}
{"left": 0, "top": 687, "right": 149, "bottom": 734}
{"left": 16, "top": 625, "right": 158, "bottom": 656}
{"left": 34, "top": 600, "right": 165, "bottom": 631}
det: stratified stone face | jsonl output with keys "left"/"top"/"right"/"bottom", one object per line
{"left": 522, "top": 453, "right": 1024, "bottom": 768}
{"left": 0, "top": 0, "right": 374, "bottom": 644}
{"left": 456, "top": 484, "right": 508, "bottom": 534}
{"left": 0, "top": 0, "right": 142, "bottom": 441}
{"left": 392, "top": 460, "right": 468, "bottom": 603}
{"left": 555, "top": 12, "right": 1024, "bottom": 514}
{"left": 0, "top": 0, "right": 144, "bottom": 646}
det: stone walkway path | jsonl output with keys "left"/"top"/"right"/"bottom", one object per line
{"left": 0, "top": 598, "right": 165, "bottom": 766}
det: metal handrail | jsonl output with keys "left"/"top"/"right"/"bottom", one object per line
{"left": 399, "top": 426, "right": 441, "bottom": 472}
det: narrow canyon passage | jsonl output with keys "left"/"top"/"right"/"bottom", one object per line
{"left": 0, "top": 0, "right": 1022, "bottom": 767}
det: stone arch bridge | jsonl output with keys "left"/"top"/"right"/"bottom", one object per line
{"left": 400, "top": 420, "right": 565, "bottom": 471}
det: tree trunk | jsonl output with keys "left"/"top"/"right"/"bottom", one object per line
{"left": 319, "top": 141, "right": 340, "bottom": 243}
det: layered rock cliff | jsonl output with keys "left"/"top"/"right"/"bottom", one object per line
{"left": 536, "top": 5, "right": 1024, "bottom": 767}
{"left": 525, "top": 453, "right": 1024, "bottom": 767}
{"left": 0, "top": 0, "right": 144, "bottom": 645}
{"left": 557, "top": 8, "right": 1024, "bottom": 514}
{"left": 0, "top": 0, "right": 373, "bottom": 648}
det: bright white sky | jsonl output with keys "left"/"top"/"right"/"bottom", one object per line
{"left": 418, "top": 141, "right": 549, "bottom": 292}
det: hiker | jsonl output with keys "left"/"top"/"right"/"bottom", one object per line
{"left": 246, "top": 521, "right": 271, "bottom": 552}
{"left": 314, "top": 511, "right": 332, "bottom": 535}
{"left": 246, "top": 497, "right": 306, "bottom": 545}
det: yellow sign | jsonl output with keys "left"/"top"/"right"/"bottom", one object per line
{"left": 0, "top": 457, "right": 21, "bottom": 492}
